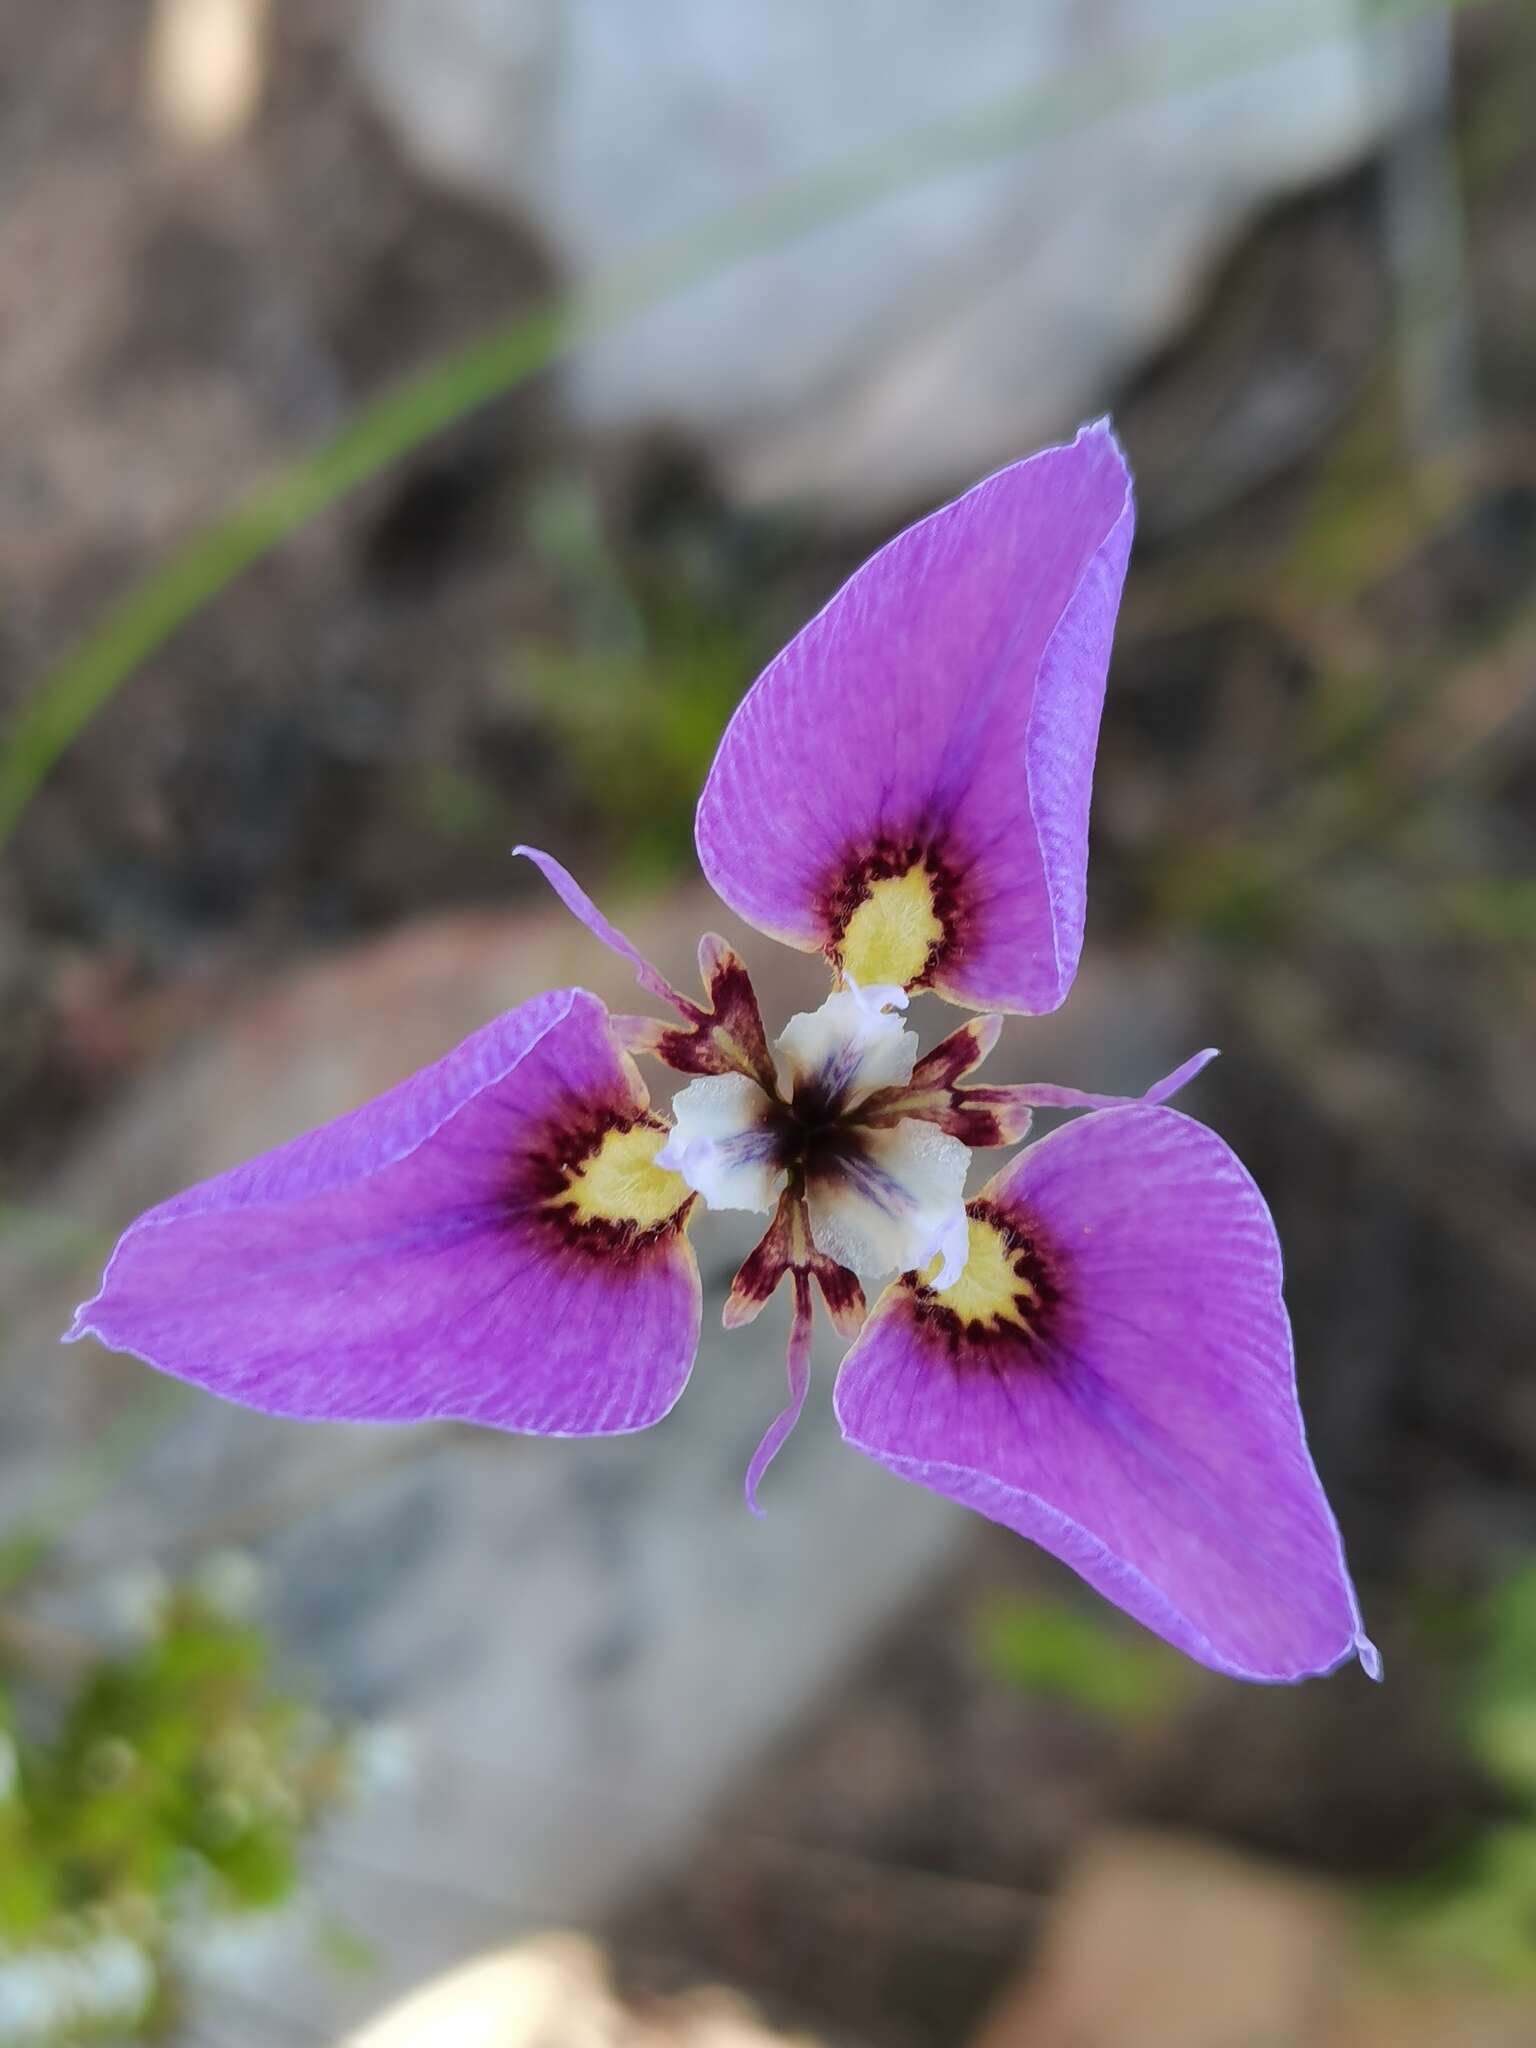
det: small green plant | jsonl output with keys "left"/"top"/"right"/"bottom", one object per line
{"left": 1379, "top": 1566, "right": 1536, "bottom": 1985}
{"left": 0, "top": 1574, "right": 351, "bottom": 2042}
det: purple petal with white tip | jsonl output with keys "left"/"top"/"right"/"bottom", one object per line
{"left": 68, "top": 989, "right": 701, "bottom": 1435}
{"left": 835, "top": 1105, "right": 1376, "bottom": 1683}
{"left": 696, "top": 421, "right": 1134, "bottom": 1013}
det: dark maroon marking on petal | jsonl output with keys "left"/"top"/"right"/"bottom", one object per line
{"left": 700, "top": 936, "right": 775, "bottom": 1072}
{"left": 647, "top": 935, "right": 777, "bottom": 1091}
{"left": 521, "top": 1105, "right": 657, "bottom": 1204}
{"left": 923, "top": 1089, "right": 1033, "bottom": 1149}
{"left": 859, "top": 1016, "right": 1033, "bottom": 1148}
{"left": 813, "top": 1258, "right": 867, "bottom": 1338}
{"left": 522, "top": 1107, "right": 695, "bottom": 1263}
{"left": 860, "top": 1083, "right": 1030, "bottom": 1149}
{"left": 909, "top": 1015, "right": 1001, "bottom": 1089}
{"left": 818, "top": 835, "right": 970, "bottom": 987}
{"left": 533, "top": 1202, "right": 696, "bottom": 1264}
{"left": 904, "top": 1197, "right": 1065, "bottom": 1358}
{"left": 724, "top": 1189, "right": 865, "bottom": 1336}
{"left": 533, "top": 1198, "right": 688, "bottom": 1257}
{"left": 723, "top": 1191, "right": 796, "bottom": 1327}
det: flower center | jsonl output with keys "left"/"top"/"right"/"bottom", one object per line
{"left": 661, "top": 985, "right": 972, "bottom": 1288}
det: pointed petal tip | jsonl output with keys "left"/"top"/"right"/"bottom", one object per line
{"left": 818, "top": 1290, "right": 867, "bottom": 1342}
{"left": 1142, "top": 1047, "right": 1220, "bottom": 1106}
{"left": 62, "top": 1292, "right": 108, "bottom": 1345}
{"left": 512, "top": 841, "right": 577, "bottom": 899}
{"left": 1077, "top": 413, "right": 1128, "bottom": 460}
{"left": 1197, "top": 1627, "right": 1382, "bottom": 1686}
{"left": 1243, "top": 1617, "right": 1382, "bottom": 1685}
{"left": 973, "top": 1013, "right": 1005, "bottom": 1056}
{"left": 1225, "top": 1613, "right": 1382, "bottom": 1685}
{"left": 743, "top": 1422, "right": 790, "bottom": 1515}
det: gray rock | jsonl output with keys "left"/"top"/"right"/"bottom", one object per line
{"left": 359, "top": 0, "right": 1426, "bottom": 516}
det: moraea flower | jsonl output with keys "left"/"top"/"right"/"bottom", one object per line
{"left": 68, "top": 422, "right": 1377, "bottom": 1685}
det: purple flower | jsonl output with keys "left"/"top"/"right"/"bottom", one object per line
{"left": 68, "top": 422, "right": 1377, "bottom": 1685}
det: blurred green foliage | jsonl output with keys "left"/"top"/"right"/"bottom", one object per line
{"left": 1145, "top": 384, "right": 1522, "bottom": 958}
{"left": 1380, "top": 1568, "right": 1536, "bottom": 1985}
{"left": 511, "top": 474, "right": 758, "bottom": 879}
{"left": 976, "top": 1593, "right": 1189, "bottom": 1727}
{"left": 0, "top": 1578, "right": 350, "bottom": 2042}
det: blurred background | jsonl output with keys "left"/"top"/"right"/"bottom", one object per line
{"left": 1, "top": 0, "right": 1535, "bottom": 2041}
